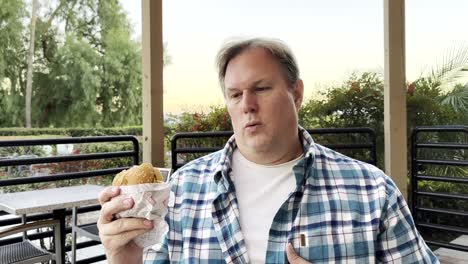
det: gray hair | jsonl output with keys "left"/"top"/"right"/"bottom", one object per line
{"left": 215, "top": 37, "right": 300, "bottom": 93}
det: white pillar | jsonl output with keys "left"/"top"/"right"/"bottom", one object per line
{"left": 142, "top": 0, "right": 164, "bottom": 166}
{"left": 384, "top": 0, "right": 407, "bottom": 199}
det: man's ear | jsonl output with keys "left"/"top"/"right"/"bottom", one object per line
{"left": 292, "top": 79, "right": 304, "bottom": 111}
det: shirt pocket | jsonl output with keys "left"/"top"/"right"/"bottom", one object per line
{"left": 291, "top": 228, "right": 376, "bottom": 263}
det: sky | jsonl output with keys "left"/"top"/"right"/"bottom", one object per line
{"left": 120, "top": 0, "right": 468, "bottom": 114}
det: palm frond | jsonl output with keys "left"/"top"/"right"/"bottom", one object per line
{"left": 431, "top": 45, "right": 468, "bottom": 92}
{"left": 440, "top": 84, "right": 468, "bottom": 112}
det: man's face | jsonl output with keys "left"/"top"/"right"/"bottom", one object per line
{"left": 224, "top": 47, "right": 303, "bottom": 157}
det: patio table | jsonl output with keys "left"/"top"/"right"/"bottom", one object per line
{"left": 0, "top": 184, "right": 105, "bottom": 263}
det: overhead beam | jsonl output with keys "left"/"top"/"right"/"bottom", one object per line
{"left": 384, "top": 0, "right": 407, "bottom": 199}
{"left": 142, "top": 0, "right": 164, "bottom": 166}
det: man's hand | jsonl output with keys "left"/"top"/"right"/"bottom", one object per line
{"left": 97, "top": 186, "right": 153, "bottom": 264}
{"left": 286, "top": 243, "right": 311, "bottom": 264}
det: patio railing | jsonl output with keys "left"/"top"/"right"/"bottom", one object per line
{"left": 171, "top": 127, "right": 377, "bottom": 171}
{"left": 0, "top": 136, "right": 139, "bottom": 263}
{"left": 411, "top": 125, "right": 468, "bottom": 252}
{"left": 5, "top": 126, "right": 467, "bottom": 261}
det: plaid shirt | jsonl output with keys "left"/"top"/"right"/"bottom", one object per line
{"left": 145, "top": 127, "right": 438, "bottom": 263}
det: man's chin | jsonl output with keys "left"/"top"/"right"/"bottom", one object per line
{"left": 244, "top": 140, "right": 272, "bottom": 153}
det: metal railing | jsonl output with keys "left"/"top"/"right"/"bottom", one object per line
{"left": 411, "top": 125, "right": 468, "bottom": 252}
{"left": 171, "top": 127, "right": 377, "bottom": 171}
{"left": 0, "top": 136, "right": 139, "bottom": 263}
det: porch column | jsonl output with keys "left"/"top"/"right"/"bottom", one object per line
{"left": 384, "top": 0, "right": 407, "bottom": 199}
{"left": 142, "top": 0, "right": 164, "bottom": 166}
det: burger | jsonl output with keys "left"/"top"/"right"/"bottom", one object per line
{"left": 112, "top": 162, "right": 164, "bottom": 186}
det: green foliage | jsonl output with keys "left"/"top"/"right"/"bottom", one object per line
{"left": 441, "top": 84, "right": 468, "bottom": 113}
{"left": 0, "top": 0, "right": 26, "bottom": 127}
{"left": 33, "top": 35, "right": 102, "bottom": 126}
{"left": 299, "top": 72, "right": 386, "bottom": 167}
{"left": 0, "top": 0, "right": 25, "bottom": 82}
{"left": 1, "top": 0, "right": 144, "bottom": 128}
{"left": 62, "top": 141, "right": 136, "bottom": 186}
{"left": 0, "top": 0, "right": 23, "bottom": 76}
{"left": 166, "top": 105, "right": 232, "bottom": 163}
{"left": 0, "top": 140, "right": 138, "bottom": 193}
{"left": 0, "top": 126, "right": 143, "bottom": 137}
{"left": 299, "top": 72, "right": 384, "bottom": 129}
{"left": 97, "top": 0, "right": 142, "bottom": 126}
{"left": 171, "top": 105, "right": 232, "bottom": 133}
{"left": 299, "top": 71, "right": 466, "bottom": 169}
{"left": 406, "top": 78, "right": 462, "bottom": 127}
{"left": 429, "top": 45, "right": 468, "bottom": 92}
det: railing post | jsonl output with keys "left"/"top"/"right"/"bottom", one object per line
{"left": 410, "top": 128, "right": 418, "bottom": 215}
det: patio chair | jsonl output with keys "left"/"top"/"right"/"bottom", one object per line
{"left": 70, "top": 167, "right": 172, "bottom": 264}
{"left": 0, "top": 219, "right": 62, "bottom": 264}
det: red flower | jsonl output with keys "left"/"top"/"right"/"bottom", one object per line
{"left": 350, "top": 82, "right": 360, "bottom": 92}
{"left": 407, "top": 83, "right": 416, "bottom": 95}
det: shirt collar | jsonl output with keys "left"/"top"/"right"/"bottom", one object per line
{"left": 298, "top": 126, "right": 316, "bottom": 162}
{"left": 212, "top": 126, "right": 316, "bottom": 192}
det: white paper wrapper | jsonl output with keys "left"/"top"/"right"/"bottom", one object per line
{"left": 115, "top": 182, "right": 171, "bottom": 248}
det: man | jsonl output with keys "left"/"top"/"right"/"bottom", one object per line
{"left": 98, "top": 38, "right": 439, "bottom": 263}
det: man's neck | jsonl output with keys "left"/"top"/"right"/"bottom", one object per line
{"left": 237, "top": 138, "right": 303, "bottom": 166}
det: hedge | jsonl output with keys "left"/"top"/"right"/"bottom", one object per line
{"left": 0, "top": 126, "right": 143, "bottom": 137}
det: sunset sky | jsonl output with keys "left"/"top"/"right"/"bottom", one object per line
{"left": 120, "top": 0, "right": 468, "bottom": 114}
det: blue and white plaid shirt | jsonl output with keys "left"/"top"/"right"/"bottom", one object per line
{"left": 145, "top": 127, "right": 438, "bottom": 263}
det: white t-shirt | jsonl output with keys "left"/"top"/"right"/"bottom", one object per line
{"left": 231, "top": 149, "right": 302, "bottom": 263}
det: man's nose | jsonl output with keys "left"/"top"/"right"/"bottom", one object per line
{"left": 241, "top": 92, "right": 258, "bottom": 113}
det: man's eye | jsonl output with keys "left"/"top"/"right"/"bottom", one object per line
{"left": 255, "top": 87, "right": 270, "bottom": 92}
{"left": 230, "top": 93, "right": 241, "bottom": 99}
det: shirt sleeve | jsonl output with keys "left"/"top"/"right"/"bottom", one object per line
{"left": 143, "top": 236, "right": 170, "bottom": 264}
{"left": 142, "top": 170, "right": 173, "bottom": 264}
{"left": 376, "top": 180, "right": 439, "bottom": 264}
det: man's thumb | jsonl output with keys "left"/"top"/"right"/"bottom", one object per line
{"left": 286, "top": 243, "right": 310, "bottom": 264}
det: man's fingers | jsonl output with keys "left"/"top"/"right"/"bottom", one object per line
{"left": 101, "top": 227, "right": 150, "bottom": 251}
{"left": 99, "top": 217, "right": 153, "bottom": 236}
{"left": 98, "top": 186, "right": 120, "bottom": 205}
{"left": 286, "top": 243, "right": 311, "bottom": 264}
{"left": 99, "top": 195, "right": 133, "bottom": 224}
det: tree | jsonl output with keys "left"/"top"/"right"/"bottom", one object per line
{"left": 431, "top": 46, "right": 468, "bottom": 115}
{"left": 0, "top": 0, "right": 26, "bottom": 127}
{"left": 97, "top": 0, "right": 142, "bottom": 126}
{"left": 1, "top": 0, "right": 173, "bottom": 128}
{"left": 33, "top": 34, "right": 102, "bottom": 126}
{"left": 299, "top": 71, "right": 465, "bottom": 169}
{"left": 441, "top": 84, "right": 468, "bottom": 113}
{"left": 25, "top": 0, "right": 38, "bottom": 128}
{"left": 430, "top": 45, "right": 468, "bottom": 93}
{"left": 30, "top": 0, "right": 143, "bottom": 127}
